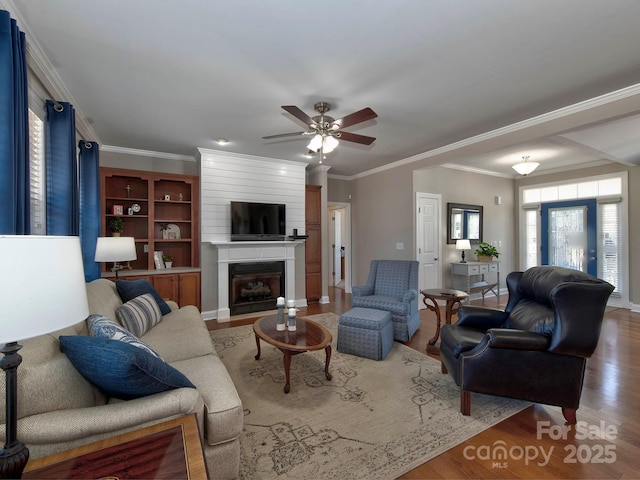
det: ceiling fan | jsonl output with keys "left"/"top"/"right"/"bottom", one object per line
{"left": 262, "top": 102, "right": 377, "bottom": 154}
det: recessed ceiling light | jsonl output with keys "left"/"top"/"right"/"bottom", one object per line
{"left": 216, "top": 138, "right": 229, "bottom": 145}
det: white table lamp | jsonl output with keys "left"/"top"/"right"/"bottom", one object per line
{"left": 456, "top": 239, "right": 471, "bottom": 263}
{"left": 94, "top": 237, "right": 137, "bottom": 279}
{"left": 0, "top": 235, "right": 90, "bottom": 478}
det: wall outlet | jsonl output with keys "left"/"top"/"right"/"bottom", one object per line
{"left": 396, "top": 242, "right": 404, "bottom": 250}
{"left": 143, "top": 244, "right": 148, "bottom": 253}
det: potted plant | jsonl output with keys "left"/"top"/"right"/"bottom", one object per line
{"left": 162, "top": 254, "right": 173, "bottom": 268}
{"left": 108, "top": 217, "right": 125, "bottom": 236}
{"left": 474, "top": 241, "right": 500, "bottom": 262}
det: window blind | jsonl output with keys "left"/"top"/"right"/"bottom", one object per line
{"left": 29, "top": 108, "right": 45, "bottom": 234}
{"left": 599, "top": 202, "right": 621, "bottom": 293}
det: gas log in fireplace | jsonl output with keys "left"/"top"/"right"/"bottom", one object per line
{"left": 229, "top": 261, "right": 285, "bottom": 315}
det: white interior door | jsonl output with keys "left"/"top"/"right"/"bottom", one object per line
{"left": 327, "top": 203, "right": 351, "bottom": 292}
{"left": 333, "top": 209, "right": 342, "bottom": 285}
{"left": 416, "top": 193, "right": 441, "bottom": 302}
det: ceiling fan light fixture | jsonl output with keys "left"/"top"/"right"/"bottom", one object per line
{"left": 307, "top": 134, "right": 323, "bottom": 152}
{"left": 323, "top": 135, "right": 339, "bottom": 153}
{"left": 512, "top": 155, "right": 539, "bottom": 176}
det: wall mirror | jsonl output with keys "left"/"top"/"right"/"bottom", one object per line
{"left": 447, "top": 203, "right": 483, "bottom": 244}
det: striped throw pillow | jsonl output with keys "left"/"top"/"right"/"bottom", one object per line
{"left": 116, "top": 293, "right": 162, "bottom": 337}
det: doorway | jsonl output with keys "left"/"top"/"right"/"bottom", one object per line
{"left": 541, "top": 199, "right": 597, "bottom": 276}
{"left": 415, "top": 193, "right": 442, "bottom": 302}
{"left": 328, "top": 203, "right": 351, "bottom": 293}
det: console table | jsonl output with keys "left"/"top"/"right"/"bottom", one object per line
{"left": 451, "top": 261, "right": 500, "bottom": 303}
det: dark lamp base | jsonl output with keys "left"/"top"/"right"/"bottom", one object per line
{"left": 1, "top": 342, "right": 29, "bottom": 479}
{"left": 0, "top": 442, "right": 29, "bottom": 479}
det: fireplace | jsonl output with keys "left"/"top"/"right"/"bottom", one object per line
{"left": 229, "top": 261, "right": 285, "bottom": 315}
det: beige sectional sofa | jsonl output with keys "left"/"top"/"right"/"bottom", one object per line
{"left": 0, "top": 278, "right": 243, "bottom": 479}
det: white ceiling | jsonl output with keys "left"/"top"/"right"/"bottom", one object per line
{"left": 6, "top": 0, "right": 640, "bottom": 178}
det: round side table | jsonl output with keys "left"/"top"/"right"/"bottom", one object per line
{"left": 421, "top": 288, "right": 468, "bottom": 354}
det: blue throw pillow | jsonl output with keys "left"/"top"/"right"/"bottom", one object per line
{"left": 59, "top": 335, "right": 195, "bottom": 400}
{"left": 116, "top": 279, "right": 171, "bottom": 315}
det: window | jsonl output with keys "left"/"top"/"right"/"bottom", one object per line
{"left": 599, "top": 201, "right": 621, "bottom": 292}
{"left": 29, "top": 108, "right": 45, "bottom": 234}
{"left": 520, "top": 173, "right": 626, "bottom": 298}
{"left": 524, "top": 209, "right": 538, "bottom": 270}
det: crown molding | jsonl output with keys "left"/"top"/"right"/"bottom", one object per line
{"left": 308, "top": 165, "right": 331, "bottom": 175}
{"left": 100, "top": 145, "right": 195, "bottom": 162}
{"left": 440, "top": 163, "right": 514, "bottom": 179}
{"left": 350, "top": 82, "right": 640, "bottom": 181}
{"left": 196, "top": 147, "right": 309, "bottom": 168}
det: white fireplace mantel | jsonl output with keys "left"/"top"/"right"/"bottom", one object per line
{"left": 211, "top": 240, "right": 302, "bottom": 320}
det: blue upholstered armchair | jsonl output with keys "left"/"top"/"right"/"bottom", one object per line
{"left": 352, "top": 260, "right": 420, "bottom": 342}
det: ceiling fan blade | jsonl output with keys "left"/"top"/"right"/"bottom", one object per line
{"left": 332, "top": 107, "right": 377, "bottom": 129}
{"left": 262, "top": 132, "right": 307, "bottom": 139}
{"left": 281, "top": 105, "right": 316, "bottom": 126}
{"left": 335, "top": 131, "right": 376, "bottom": 145}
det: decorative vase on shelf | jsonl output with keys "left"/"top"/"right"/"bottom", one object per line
{"left": 165, "top": 261, "right": 173, "bottom": 268}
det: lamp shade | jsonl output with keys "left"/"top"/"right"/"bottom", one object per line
{"left": 307, "top": 134, "right": 323, "bottom": 152}
{"left": 94, "top": 237, "right": 137, "bottom": 262}
{"left": 307, "top": 134, "right": 339, "bottom": 154}
{"left": 0, "top": 236, "right": 90, "bottom": 344}
{"left": 456, "top": 239, "right": 471, "bottom": 250}
{"left": 322, "top": 135, "right": 339, "bottom": 153}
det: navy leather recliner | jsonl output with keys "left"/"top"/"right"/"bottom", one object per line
{"left": 440, "top": 266, "right": 614, "bottom": 424}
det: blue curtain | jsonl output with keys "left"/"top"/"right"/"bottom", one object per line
{"left": 0, "top": 10, "right": 30, "bottom": 234}
{"left": 79, "top": 140, "right": 101, "bottom": 281}
{"left": 46, "top": 99, "right": 79, "bottom": 235}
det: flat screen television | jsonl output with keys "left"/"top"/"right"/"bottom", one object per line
{"left": 230, "top": 201, "right": 286, "bottom": 241}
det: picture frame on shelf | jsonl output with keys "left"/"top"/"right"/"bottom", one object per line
{"left": 153, "top": 251, "right": 165, "bottom": 270}
{"left": 163, "top": 194, "right": 171, "bottom": 201}
{"left": 112, "top": 205, "right": 124, "bottom": 215}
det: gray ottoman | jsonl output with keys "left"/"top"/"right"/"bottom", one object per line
{"left": 337, "top": 307, "right": 394, "bottom": 360}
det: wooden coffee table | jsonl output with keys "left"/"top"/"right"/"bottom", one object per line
{"left": 253, "top": 314, "right": 332, "bottom": 393}
{"left": 23, "top": 414, "right": 206, "bottom": 479}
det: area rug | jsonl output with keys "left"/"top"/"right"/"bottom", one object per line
{"left": 210, "top": 313, "right": 529, "bottom": 479}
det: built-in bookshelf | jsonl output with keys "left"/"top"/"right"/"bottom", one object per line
{"left": 100, "top": 167, "right": 201, "bottom": 308}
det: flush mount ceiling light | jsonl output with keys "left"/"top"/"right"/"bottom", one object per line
{"left": 216, "top": 138, "right": 229, "bottom": 145}
{"left": 512, "top": 155, "right": 539, "bottom": 176}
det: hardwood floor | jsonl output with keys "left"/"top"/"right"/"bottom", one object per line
{"left": 207, "top": 288, "right": 640, "bottom": 479}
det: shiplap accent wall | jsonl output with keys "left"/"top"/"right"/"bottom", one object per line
{"left": 197, "top": 148, "right": 308, "bottom": 242}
